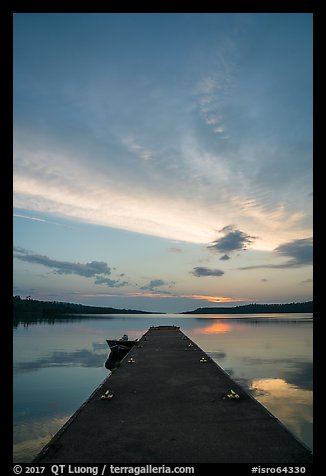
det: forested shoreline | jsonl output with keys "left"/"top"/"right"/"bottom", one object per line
{"left": 182, "top": 301, "right": 313, "bottom": 314}
{"left": 13, "top": 296, "right": 313, "bottom": 318}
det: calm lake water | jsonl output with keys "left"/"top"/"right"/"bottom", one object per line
{"left": 13, "top": 313, "right": 313, "bottom": 462}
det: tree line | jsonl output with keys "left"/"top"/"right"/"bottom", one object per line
{"left": 13, "top": 296, "right": 152, "bottom": 316}
{"left": 13, "top": 296, "right": 313, "bottom": 317}
{"left": 182, "top": 301, "right": 313, "bottom": 314}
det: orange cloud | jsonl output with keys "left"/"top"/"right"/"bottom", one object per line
{"left": 78, "top": 293, "right": 114, "bottom": 298}
{"left": 186, "top": 294, "right": 250, "bottom": 303}
{"left": 78, "top": 292, "right": 250, "bottom": 303}
{"left": 127, "top": 292, "right": 172, "bottom": 299}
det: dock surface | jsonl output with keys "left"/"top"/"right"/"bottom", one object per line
{"left": 35, "top": 326, "right": 313, "bottom": 463}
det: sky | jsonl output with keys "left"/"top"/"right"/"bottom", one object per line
{"left": 13, "top": 13, "right": 313, "bottom": 313}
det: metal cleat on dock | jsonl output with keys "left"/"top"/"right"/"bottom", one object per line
{"left": 226, "top": 389, "right": 240, "bottom": 399}
{"left": 100, "top": 390, "right": 114, "bottom": 400}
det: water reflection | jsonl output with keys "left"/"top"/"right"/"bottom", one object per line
{"left": 13, "top": 415, "right": 70, "bottom": 463}
{"left": 13, "top": 315, "right": 85, "bottom": 328}
{"left": 207, "top": 353, "right": 313, "bottom": 451}
{"left": 249, "top": 378, "right": 313, "bottom": 449}
{"left": 193, "top": 322, "right": 232, "bottom": 334}
{"left": 280, "top": 362, "right": 313, "bottom": 391}
{"left": 14, "top": 347, "right": 108, "bottom": 373}
{"left": 92, "top": 342, "right": 108, "bottom": 351}
{"left": 240, "top": 358, "right": 313, "bottom": 392}
{"left": 207, "top": 351, "right": 227, "bottom": 360}
{"left": 13, "top": 314, "right": 313, "bottom": 461}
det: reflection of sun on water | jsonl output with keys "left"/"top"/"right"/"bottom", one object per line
{"left": 194, "top": 322, "right": 232, "bottom": 334}
{"left": 250, "top": 378, "right": 313, "bottom": 444}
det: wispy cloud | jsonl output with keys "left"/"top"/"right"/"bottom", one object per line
{"left": 13, "top": 133, "right": 312, "bottom": 251}
{"left": 274, "top": 238, "right": 313, "bottom": 267}
{"left": 76, "top": 291, "right": 249, "bottom": 304}
{"left": 129, "top": 292, "right": 250, "bottom": 304}
{"left": 13, "top": 245, "right": 29, "bottom": 254}
{"left": 13, "top": 213, "right": 68, "bottom": 227}
{"left": 13, "top": 145, "right": 217, "bottom": 244}
{"left": 196, "top": 73, "right": 231, "bottom": 136}
{"left": 13, "top": 16, "right": 312, "bottom": 254}
{"left": 239, "top": 237, "right": 313, "bottom": 270}
{"left": 192, "top": 267, "right": 224, "bottom": 277}
{"left": 14, "top": 213, "right": 46, "bottom": 222}
{"left": 14, "top": 250, "right": 110, "bottom": 277}
{"left": 123, "top": 136, "right": 153, "bottom": 161}
{"left": 94, "top": 276, "right": 128, "bottom": 288}
{"left": 13, "top": 247, "right": 127, "bottom": 287}
{"left": 140, "top": 279, "right": 175, "bottom": 292}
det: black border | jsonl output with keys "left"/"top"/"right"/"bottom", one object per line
{"left": 7, "top": 1, "right": 319, "bottom": 472}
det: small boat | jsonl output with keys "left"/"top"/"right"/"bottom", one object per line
{"left": 105, "top": 335, "right": 137, "bottom": 370}
{"left": 106, "top": 339, "right": 137, "bottom": 350}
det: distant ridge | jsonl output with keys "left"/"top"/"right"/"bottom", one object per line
{"left": 13, "top": 296, "right": 156, "bottom": 316}
{"left": 182, "top": 301, "right": 313, "bottom": 314}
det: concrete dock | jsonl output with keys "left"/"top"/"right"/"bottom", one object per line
{"left": 35, "top": 326, "right": 313, "bottom": 463}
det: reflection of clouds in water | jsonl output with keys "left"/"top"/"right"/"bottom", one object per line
{"left": 241, "top": 358, "right": 313, "bottom": 392}
{"left": 14, "top": 347, "right": 108, "bottom": 373}
{"left": 208, "top": 351, "right": 227, "bottom": 360}
{"left": 92, "top": 342, "right": 109, "bottom": 351}
{"left": 280, "top": 362, "right": 313, "bottom": 392}
{"left": 13, "top": 415, "right": 70, "bottom": 463}
{"left": 210, "top": 355, "right": 313, "bottom": 450}
{"left": 243, "top": 356, "right": 296, "bottom": 365}
{"left": 250, "top": 378, "right": 313, "bottom": 444}
{"left": 193, "top": 322, "right": 232, "bottom": 334}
